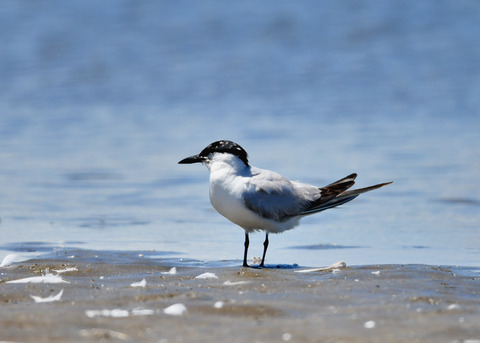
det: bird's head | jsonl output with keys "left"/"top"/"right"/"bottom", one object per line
{"left": 178, "top": 140, "right": 249, "bottom": 168}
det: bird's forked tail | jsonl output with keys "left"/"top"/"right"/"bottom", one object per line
{"left": 301, "top": 175, "right": 392, "bottom": 216}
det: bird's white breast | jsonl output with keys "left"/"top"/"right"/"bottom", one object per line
{"left": 208, "top": 166, "right": 256, "bottom": 229}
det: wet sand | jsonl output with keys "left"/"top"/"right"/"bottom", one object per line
{"left": 1, "top": 250, "right": 479, "bottom": 343}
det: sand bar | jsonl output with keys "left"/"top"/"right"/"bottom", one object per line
{"left": 1, "top": 250, "right": 479, "bottom": 342}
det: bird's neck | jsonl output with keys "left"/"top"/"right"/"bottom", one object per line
{"left": 207, "top": 154, "right": 250, "bottom": 177}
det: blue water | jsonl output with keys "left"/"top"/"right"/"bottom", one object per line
{"left": 1, "top": 1, "right": 479, "bottom": 267}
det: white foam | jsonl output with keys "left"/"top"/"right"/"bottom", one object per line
{"left": 195, "top": 272, "right": 218, "bottom": 279}
{"left": 0, "top": 254, "right": 19, "bottom": 267}
{"left": 85, "top": 308, "right": 155, "bottom": 318}
{"left": 53, "top": 267, "right": 78, "bottom": 274}
{"left": 30, "top": 289, "right": 64, "bottom": 303}
{"left": 163, "top": 303, "right": 187, "bottom": 316}
{"left": 223, "top": 280, "right": 250, "bottom": 286}
{"left": 364, "top": 320, "right": 376, "bottom": 329}
{"left": 7, "top": 272, "right": 69, "bottom": 284}
{"left": 161, "top": 267, "right": 177, "bottom": 275}
{"left": 447, "top": 303, "right": 461, "bottom": 310}
{"left": 130, "top": 278, "right": 147, "bottom": 287}
{"left": 295, "top": 261, "right": 347, "bottom": 273}
{"left": 213, "top": 301, "right": 224, "bottom": 309}
{"left": 85, "top": 309, "right": 129, "bottom": 318}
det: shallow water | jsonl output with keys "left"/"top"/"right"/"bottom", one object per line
{"left": 1, "top": 1, "right": 479, "bottom": 268}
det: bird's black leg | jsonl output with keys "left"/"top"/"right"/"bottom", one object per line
{"left": 259, "top": 233, "right": 269, "bottom": 267}
{"left": 243, "top": 231, "right": 250, "bottom": 267}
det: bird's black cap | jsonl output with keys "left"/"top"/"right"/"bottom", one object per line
{"left": 178, "top": 140, "right": 249, "bottom": 166}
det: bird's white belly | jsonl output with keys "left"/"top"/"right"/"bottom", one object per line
{"left": 210, "top": 180, "right": 259, "bottom": 229}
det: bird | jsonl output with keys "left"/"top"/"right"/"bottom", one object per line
{"left": 179, "top": 140, "right": 392, "bottom": 268}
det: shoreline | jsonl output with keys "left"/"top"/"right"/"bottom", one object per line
{"left": 1, "top": 250, "right": 479, "bottom": 342}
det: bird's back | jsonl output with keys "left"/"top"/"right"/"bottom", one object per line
{"left": 243, "top": 166, "right": 321, "bottom": 222}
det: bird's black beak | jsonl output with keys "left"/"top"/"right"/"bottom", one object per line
{"left": 178, "top": 154, "right": 206, "bottom": 164}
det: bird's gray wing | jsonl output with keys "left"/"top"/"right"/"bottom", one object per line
{"left": 243, "top": 168, "right": 319, "bottom": 222}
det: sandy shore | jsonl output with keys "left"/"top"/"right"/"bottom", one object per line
{"left": 1, "top": 250, "right": 479, "bottom": 343}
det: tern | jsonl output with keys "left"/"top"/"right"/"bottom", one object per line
{"left": 179, "top": 140, "right": 392, "bottom": 268}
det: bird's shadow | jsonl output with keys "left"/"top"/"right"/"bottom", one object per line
{"left": 246, "top": 263, "right": 300, "bottom": 269}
